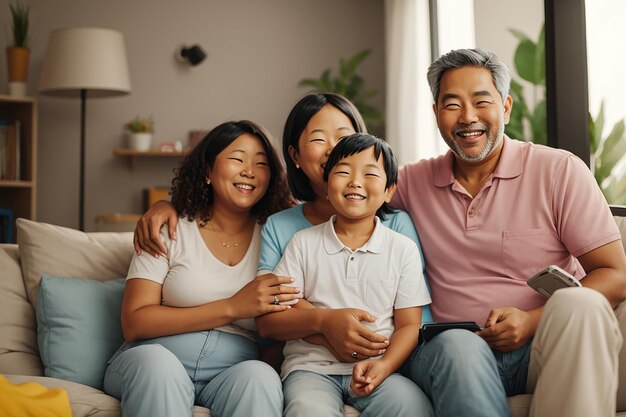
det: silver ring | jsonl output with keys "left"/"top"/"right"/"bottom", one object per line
{"left": 273, "top": 295, "right": 280, "bottom": 305}
{"left": 351, "top": 351, "right": 357, "bottom": 358}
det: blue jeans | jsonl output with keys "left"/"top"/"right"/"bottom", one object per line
{"left": 103, "top": 331, "right": 283, "bottom": 417}
{"left": 401, "top": 329, "right": 532, "bottom": 417}
{"left": 283, "top": 370, "right": 434, "bottom": 417}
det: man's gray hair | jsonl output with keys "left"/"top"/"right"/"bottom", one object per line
{"left": 427, "top": 48, "right": 511, "bottom": 103}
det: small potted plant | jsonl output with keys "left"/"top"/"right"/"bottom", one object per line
{"left": 6, "top": 1, "right": 30, "bottom": 96}
{"left": 126, "top": 116, "right": 154, "bottom": 151}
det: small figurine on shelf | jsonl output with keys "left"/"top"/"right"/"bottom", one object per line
{"left": 126, "top": 116, "right": 154, "bottom": 151}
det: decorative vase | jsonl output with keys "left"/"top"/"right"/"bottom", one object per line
{"left": 6, "top": 46, "right": 29, "bottom": 96}
{"left": 129, "top": 133, "right": 152, "bottom": 151}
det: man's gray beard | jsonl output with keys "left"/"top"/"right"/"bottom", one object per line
{"left": 443, "top": 124, "right": 504, "bottom": 163}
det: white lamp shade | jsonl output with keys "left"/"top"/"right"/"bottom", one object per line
{"left": 39, "top": 27, "right": 131, "bottom": 98}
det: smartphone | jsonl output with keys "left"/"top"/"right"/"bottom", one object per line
{"left": 527, "top": 265, "right": 581, "bottom": 299}
{"left": 419, "top": 321, "right": 481, "bottom": 344}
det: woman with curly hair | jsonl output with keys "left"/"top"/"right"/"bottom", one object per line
{"left": 103, "top": 120, "right": 299, "bottom": 417}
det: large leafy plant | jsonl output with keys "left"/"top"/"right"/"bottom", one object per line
{"left": 506, "top": 24, "right": 626, "bottom": 204}
{"left": 589, "top": 103, "right": 626, "bottom": 203}
{"left": 505, "top": 25, "right": 547, "bottom": 145}
{"left": 298, "top": 49, "right": 382, "bottom": 129}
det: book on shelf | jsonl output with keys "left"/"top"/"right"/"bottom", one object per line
{"left": 0, "top": 121, "right": 5, "bottom": 179}
{"left": 0, "top": 120, "right": 21, "bottom": 181}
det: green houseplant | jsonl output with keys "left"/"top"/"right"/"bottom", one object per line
{"left": 297, "top": 49, "right": 382, "bottom": 130}
{"left": 589, "top": 103, "right": 626, "bottom": 203}
{"left": 6, "top": 1, "right": 30, "bottom": 95}
{"left": 126, "top": 117, "right": 154, "bottom": 151}
{"left": 506, "top": 24, "right": 626, "bottom": 204}
{"left": 9, "top": 1, "right": 29, "bottom": 47}
{"left": 504, "top": 25, "right": 547, "bottom": 145}
{"left": 126, "top": 116, "right": 154, "bottom": 134}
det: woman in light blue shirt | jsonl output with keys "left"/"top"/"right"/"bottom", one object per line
{"left": 133, "top": 93, "right": 431, "bottom": 363}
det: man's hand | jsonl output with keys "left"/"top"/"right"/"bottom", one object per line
{"left": 477, "top": 306, "right": 541, "bottom": 351}
{"left": 320, "top": 309, "right": 389, "bottom": 362}
{"left": 350, "top": 359, "right": 392, "bottom": 397}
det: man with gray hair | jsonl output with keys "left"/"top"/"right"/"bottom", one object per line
{"left": 393, "top": 48, "right": 626, "bottom": 417}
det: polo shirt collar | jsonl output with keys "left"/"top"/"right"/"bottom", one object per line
{"left": 492, "top": 136, "right": 523, "bottom": 179}
{"left": 323, "top": 216, "right": 386, "bottom": 254}
{"left": 433, "top": 135, "right": 523, "bottom": 188}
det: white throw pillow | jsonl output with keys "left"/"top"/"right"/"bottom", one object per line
{"left": 16, "top": 218, "right": 134, "bottom": 305}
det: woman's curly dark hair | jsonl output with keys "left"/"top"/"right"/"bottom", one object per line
{"left": 170, "top": 120, "right": 294, "bottom": 225}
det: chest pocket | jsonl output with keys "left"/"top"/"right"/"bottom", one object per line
{"left": 365, "top": 278, "right": 395, "bottom": 313}
{"left": 502, "top": 228, "right": 547, "bottom": 280}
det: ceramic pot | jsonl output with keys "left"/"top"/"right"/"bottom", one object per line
{"left": 129, "top": 133, "right": 152, "bottom": 151}
{"left": 6, "top": 46, "right": 29, "bottom": 82}
{"left": 6, "top": 46, "right": 29, "bottom": 96}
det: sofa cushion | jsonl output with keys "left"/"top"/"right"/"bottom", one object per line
{"left": 0, "top": 244, "right": 43, "bottom": 376}
{"left": 3, "top": 375, "right": 212, "bottom": 417}
{"left": 37, "top": 274, "right": 125, "bottom": 390}
{"left": 16, "top": 218, "right": 134, "bottom": 306}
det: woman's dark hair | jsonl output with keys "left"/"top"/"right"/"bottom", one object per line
{"left": 323, "top": 133, "right": 397, "bottom": 219}
{"left": 171, "top": 120, "right": 293, "bottom": 224}
{"left": 283, "top": 92, "right": 367, "bottom": 201}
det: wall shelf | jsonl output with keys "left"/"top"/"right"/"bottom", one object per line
{"left": 113, "top": 148, "right": 190, "bottom": 169}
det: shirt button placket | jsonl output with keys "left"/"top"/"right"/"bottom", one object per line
{"left": 466, "top": 203, "right": 479, "bottom": 230}
{"left": 346, "top": 252, "right": 358, "bottom": 281}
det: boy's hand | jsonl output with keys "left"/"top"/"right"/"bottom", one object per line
{"left": 350, "top": 360, "right": 392, "bottom": 397}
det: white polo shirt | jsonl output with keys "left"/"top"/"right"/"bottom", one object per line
{"left": 274, "top": 216, "right": 431, "bottom": 379}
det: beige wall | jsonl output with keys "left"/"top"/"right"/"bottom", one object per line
{"left": 474, "top": 0, "right": 544, "bottom": 111}
{"left": 474, "top": 0, "right": 544, "bottom": 72}
{"left": 0, "top": 0, "right": 385, "bottom": 231}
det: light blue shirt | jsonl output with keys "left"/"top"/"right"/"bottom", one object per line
{"left": 259, "top": 204, "right": 432, "bottom": 323}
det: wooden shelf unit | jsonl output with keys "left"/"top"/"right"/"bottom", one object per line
{"left": 0, "top": 95, "right": 37, "bottom": 242}
{"left": 113, "top": 148, "right": 190, "bottom": 169}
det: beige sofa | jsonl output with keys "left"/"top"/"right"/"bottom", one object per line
{"left": 2, "top": 215, "right": 626, "bottom": 417}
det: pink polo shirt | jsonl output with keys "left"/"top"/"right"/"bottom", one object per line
{"left": 392, "top": 137, "right": 620, "bottom": 325}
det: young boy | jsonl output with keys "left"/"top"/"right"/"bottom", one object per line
{"left": 268, "top": 133, "right": 433, "bottom": 417}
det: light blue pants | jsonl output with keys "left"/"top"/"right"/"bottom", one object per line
{"left": 103, "top": 331, "right": 283, "bottom": 417}
{"left": 401, "top": 329, "right": 532, "bottom": 417}
{"left": 283, "top": 370, "right": 434, "bottom": 417}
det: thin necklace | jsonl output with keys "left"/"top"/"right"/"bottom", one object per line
{"left": 220, "top": 240, "right": 241, "bottom": 249}
{"left": 199, "top": 221, "right": 248, "bottom": 249}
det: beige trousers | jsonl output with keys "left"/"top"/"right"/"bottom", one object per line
{"left": 527, "top": 287, "right": 624, "bottom": 417}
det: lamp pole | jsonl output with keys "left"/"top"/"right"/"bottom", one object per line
{"left": 79, "top": 89, "right": 86, "bottom": 231}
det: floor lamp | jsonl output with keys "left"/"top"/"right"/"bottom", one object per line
{"left": 39, "top": 28, "right": 131, "bottom": 231}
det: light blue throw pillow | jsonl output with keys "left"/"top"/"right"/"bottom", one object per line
{"left": 36, "top": 274, "right": 125, "bottom": 389}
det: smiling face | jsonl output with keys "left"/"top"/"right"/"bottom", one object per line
{"left": 288, "top": 104, "right": 356, "bottom": 199}
{"left": 434, "top": 66, "right": 512, "bottom": 164}
{"left": 326, "top": 147, "right": 395, "bottom": 223}
{"left": 207, "top": 133, "right": 270, "bottom": 214}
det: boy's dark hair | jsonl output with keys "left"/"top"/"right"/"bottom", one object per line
{"left": 171, "top": 120, "right": 293, "bottom": 225}
{"left": 323, "top": 133, "right": 397, "bottom": 219}
{"left": 283, "top": 93, "right": 367, "bottom": 201}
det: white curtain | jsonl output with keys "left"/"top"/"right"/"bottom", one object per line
{"left": 384, "top": 0, "right": 441, "bottom": 164}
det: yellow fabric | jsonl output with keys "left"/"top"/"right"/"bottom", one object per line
{"left": 0, "top": 375, "right": 72, "bottom": 417}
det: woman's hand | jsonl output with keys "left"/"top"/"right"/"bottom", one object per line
{"left": 228, "top": 274, "right": 303, "bottom": 319}
{"left": 320, "top": 309, "right": 389, "bottom": 362}
{"left": 133, "top": 200, "right": 178, "bottom": 257}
